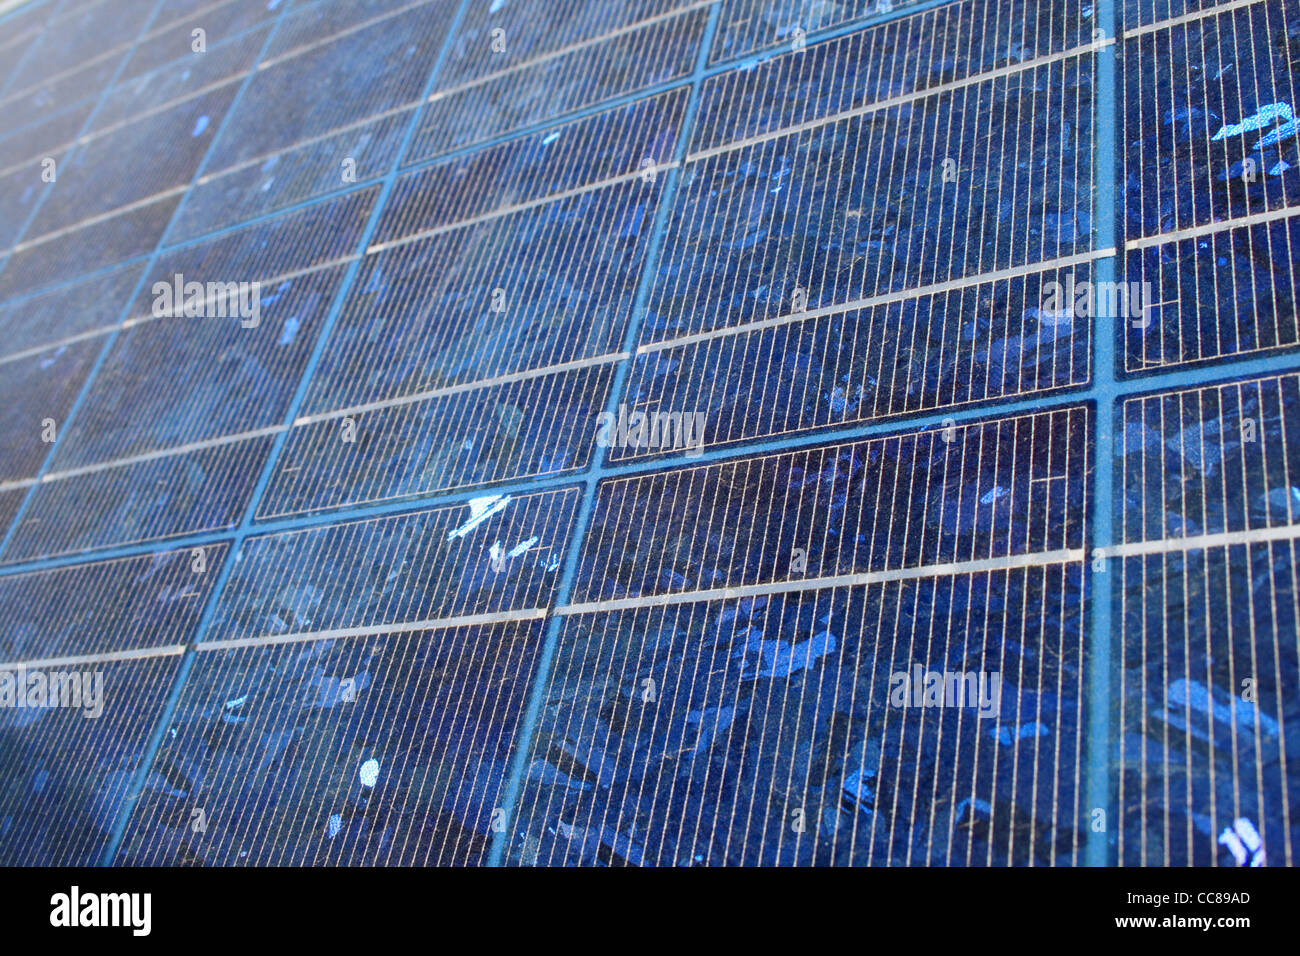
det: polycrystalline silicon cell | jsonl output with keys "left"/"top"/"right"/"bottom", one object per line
{"left": 307, "top": 177, "right": 667, "bottom": 414}
{"left": 112, "top": 0, "right": 280, "bottom": 87}
{"left": 0, "top": 543, "right": 229, "bottom": 866}
{"left": 0, "top": 191, "right": 180, "bottom": 301}
{"left": 117, "top": 619, "right": 543, "bottom": 866}
{"left": 1120, "top": 0, "right": 1300, "bottom": 368}
{"left": 2, "top": 437, "right": 275, "bottom": 563}
{"left": 116, "top": 489, "right": 579, "bottom": 865}
{"left": 0, "top": 99, "right": 91, "bottom": 170}
{"left": 0, "top": 262, "right": 142, "bottom": 359}
{"left": 694, "top": 0, "right": 1092, "bottom": 153}
{"left": 643, "top": 53, "right": 1094, "bottom": 347}
{"left": 576, "top": 405, "right": 1091, "bottom": 607}
{"left": 510, "top": 565, "right": 1086, "bottom": 866}
{"left": 1118, "top": 0, "right": 1300, "bottom": 369}
{"left": 90, "top": 24, "right": 271, "bottom": 136}
{"left": 258, "top": 361, "right": 614, "bottom": 518}
{"left": 0, "top": 51, "right": 115, "bottom": 133}
{"left": 0, "top": 546, "right": 227, "bottom": 663}
{"left": 34, "top": 187, "right": 375, "bottom": 473}
{"left": 435, "top": 0, "right": 696, "bottom": 89}
{"left": 48, "top": 263, "right": 349, "bottom": 470}
{"left": 618, "top": 264, "right": 1091, "bottom": 460}
{"left": 25, "top": 85, "right": 238, "bottom": 242}
{"left": 0, "top": 653, "right": 184, "bottom": 866}
{"left": 1120, "top": 0, "right": 1299, "bottom": 241}
{"left": 0, "top": 489, "right": 23, "bottom": 544}
{"left": 407, "top": 5, "right": 705, "bottom": 161}
{"left": 505, "top": 405, "right": 1090, "bottom": 866}
{"left": 1117, "top": 372, "right": 1300, "bottom": 545}
{"left": 167, "top": 111, "right": 409, "bottom": 244}
{"left": 1124, "top": 214, "right": 1300, "bottom": 371}
{"left": 6, "top": 0, "right": 154, "bottom": 91}
{"left": 207, "top": 487, "right": 581, "bottom": 643}
{"left": 1117, "top": 542, "right": 1299, "bottom": 866}
{"left": 372, "top": 88, "right": 688, "bottom": 246}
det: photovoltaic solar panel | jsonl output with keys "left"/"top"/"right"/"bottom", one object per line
{"left": 0, "top": 0, "right": 1296, "bottom": 872}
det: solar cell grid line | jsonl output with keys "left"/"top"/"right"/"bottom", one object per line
{"left": 117, "top": 618, "right": 543, "bottom": 866}
{"left": 1082, "top": 0, "right": 1122, "bottom": 869}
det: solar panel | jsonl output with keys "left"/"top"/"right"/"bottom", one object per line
{"left": 0, "top": 0, "right": 1296, "bottom": 874}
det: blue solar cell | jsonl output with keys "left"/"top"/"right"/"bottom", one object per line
{"left": 407, "top": 6, "right": 705, "bottom": 161}
{"left": 0, "top": 546, "right": 227, "bottom": 662}
{"left": 118, "top": 619, "right": 543, "bottom": 865}
{"left": 511, "top": 565, "right": 1085, "bottom": 865}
